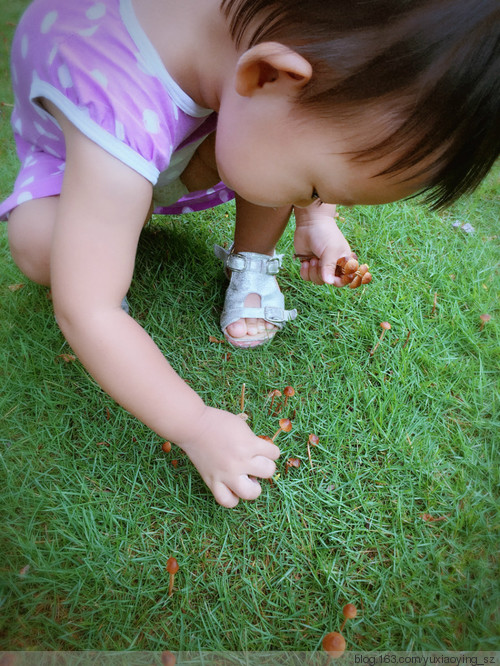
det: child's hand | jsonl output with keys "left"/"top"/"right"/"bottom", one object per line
{"left": 293, "top": 202, "right": 372, "bottom": 288}
{"left": 293, "top": 201, "right": 352, "bottom": 285}
{"left": 176, "top": 406, "right": 280, "bottom": 508}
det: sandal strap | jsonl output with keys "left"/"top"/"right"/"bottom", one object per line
{"left": 236, "top": 305, "right": 297, "bottom": 323}
{"left": 214, "top": 242, "right": 298, "bottom": 333}
{"left": 226, "top": 252, "right": 282, "bottom": 275}
{"left": 214, "top": 244, "right": 284, "bottom": 275}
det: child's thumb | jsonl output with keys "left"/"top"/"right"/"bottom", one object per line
{"left": 320, "top": 249, "right": 346, "bottom": 285}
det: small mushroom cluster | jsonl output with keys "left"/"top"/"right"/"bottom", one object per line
{"left": 336, "top": 253, "right": 372, "bottom": 289}
{"left": 294, "top": 251, "right": 372, "bottom": 289}
{"left": 269, "top": 418, "right": 302, "bottom": 475}
{"left": 268, "top": 385, "right": 295, "bottom": 416}
{"left": 263, "top": 388, "right": 324, "bottom": 474}
{"left": 322, "top": 603, "right": 358, "bottom": 658}
{"left": 266, "top": 386, "right": 305, "bottom": 474}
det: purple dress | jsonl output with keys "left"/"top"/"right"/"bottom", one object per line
{"left": 0, "top": 0, "right": 235, "bottom": 220}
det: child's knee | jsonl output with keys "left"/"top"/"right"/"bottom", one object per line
{"left": 8, "top": 198, "right": 57, "bottom": 285}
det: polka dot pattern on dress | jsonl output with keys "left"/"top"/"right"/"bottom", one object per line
{"left": 91, "top": 69, "right": 108, "bottom": 88}
{"left": 143, "top": 109, "right": 160, "bottom": 134}
{"left": 86, "top": 3, "right": 106, "bottom": 20}
{"left": 17, "top": 191, "right": 33, "bottom": 205}
{"left": 57, "top": 64, "right": 73, "bottom": 89}
{"left": 0, "top": 0, "right": 234, "bottom": 222}
{"left": 21, "top": 35, "right": 29, "bottom": 58}
{"left": 41, "top": 11, "right": 58, "bottom": 34}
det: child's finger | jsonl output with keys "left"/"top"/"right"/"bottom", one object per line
{"left": 212, "top": 481, "right": 240, "bottom": 508}
{"left": 299, "top": 259, "right": 311, "bottom": 282}
{"left": 248, "top": 455, "right": 277, "bottom": 478}
{"left": 257, "top": 438, "right": 281, "bottom": 460}
{"left": 308, "top": 257, "right": 324, "bottom": 285}
{"left": 232, "top": 475, "right": 262, "bottom": 501}
{"left": 321, "top": 264, "right": 337, "bottom": 285}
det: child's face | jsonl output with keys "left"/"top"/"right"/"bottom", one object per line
{"left": 215, "top": 95, "right": 432, "bottom": 208}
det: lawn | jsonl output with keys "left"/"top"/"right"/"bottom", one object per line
{"left": 0, "top": 2, "right": 499, "bottom": 654}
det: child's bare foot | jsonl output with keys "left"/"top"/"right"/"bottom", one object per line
{"left": 214, "top": 245, "right": 297, "bottom": 348}
{"left": 225, "top": 293, "right": 278, "bottom": 343}
{"left": 177, "top": 406, "right": 280, "bottom": 507}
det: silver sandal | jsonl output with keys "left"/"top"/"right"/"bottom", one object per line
{"left": 214, "top": 244, "right": 297, "bottom": 348}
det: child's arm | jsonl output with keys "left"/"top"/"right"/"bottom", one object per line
{"left": 49, "top": 110, "right": 279, "bottom": 508}
{"left": 293, "top": 201, "right": 352, "bottom": 286}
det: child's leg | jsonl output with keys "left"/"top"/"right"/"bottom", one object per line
{"left": 232, "top": 194, "right": 292, "bottom": 256}
{"left": 8, "top": 196, "right": 154, "bottom": 288}
{"left": 225, "top": 195, "right": 292, "bottom": 341}
{"left": 8, "top": 197, "right": 59, "bottom": 287}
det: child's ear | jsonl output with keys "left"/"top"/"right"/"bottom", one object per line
{"left": 235, "top": 42, "right": 313, "bottom": 97}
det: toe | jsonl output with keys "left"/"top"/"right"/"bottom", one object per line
{"left": 226, "top": 319, "right": 247, "bottom": 339}
{"left": 246, "top": 318, "right": 260, "bottom": 336}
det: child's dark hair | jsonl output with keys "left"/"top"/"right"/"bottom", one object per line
{"left": 221, "top": 0, "right": 500, "bottom": 208}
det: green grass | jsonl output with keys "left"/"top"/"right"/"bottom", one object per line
{"left": 0, "top": 2, "right": 499, "bottom": 653}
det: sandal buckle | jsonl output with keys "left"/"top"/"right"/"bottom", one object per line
{"left": 266, "top": 257, "right": 281, "bottom": 274}
{"left": 226, "top": 252, "right": 247, "bottom": 272}
{"left": 264, "top": 306, "right": 284, "bottom": 322}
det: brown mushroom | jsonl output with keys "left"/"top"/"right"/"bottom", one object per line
{"left": 240, "top": 383, "right": 246, "bottom": 413}
{"left": 340, "top": 260, "right": 359, "bottom": 285}
{"left": 340, "top": 603, "right": 358, "bottom": 631}
{"left": 161, "top": 441, "right": 172, "bottom": 453}
{"left": 479, "top": 313, "right": 491, "bottom": 330}
{"left": 272, "top": 418, "right": 292, "bottom": 441}
{"left": 322, "top": 631, "right": 346, "bottom": 658}
{"left": 306, "top": 433, "right": 319, "bottom": 469}
{"left": 308, "top": 434, "right": 319, "bottom": 446}
{"left": 349, "top": 264, "right": 370, "bottom": 289}
{"left": 370, "top": 321, "right": 392, "bottom": 356}
{"left": 283, "top": 386, "right": 295, "bottom": 409}
{"left": 285, "top": 457, "right": 301, "bottom": 473}
{"left": 268, "top": 389, "right": 282, "bottom": 415}
{"left": 166, "top": 557, "right": 179, "bottom": 597}
{"left": 161, "top": 651, "right": 176, "bottom": 666}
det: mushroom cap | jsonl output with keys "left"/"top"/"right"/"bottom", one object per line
{"left": 278, "top": 418, "right": 292, "bottom": 432}
{"left": 166, "top": 557, "right": 179, "bottom": 574}
{"left": 343, "top": 257, "right": 359, "bottom": 274}
{"left": 343, "top": 603, "right": 357, "bottom": 619}
{"left": 161, "top": 651, "right": 176, "bottom": 666}
{"left": 283, "top": 386, "right": 295, "bottom": 397}
{"left": 480, "top": 313, "right": 491, "bottom": 322}
{"left": 259, "top": 435, "right": 273, "bottom": 442}
{"left": 162, "top": 441, "right": 172, "bottom": 453}
{"left": 308, "top": 433, "right": 319, "bottom": 446}
{"left": 380, "top": 321, "right": 391, "bottom": 330}
{"left": 286, "top": 457, "right": 301, "bottom": 469}
{"left": 322, "top": 631, "right": 346, "bottom": 657}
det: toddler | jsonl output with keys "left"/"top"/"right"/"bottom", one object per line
{"left": 2, "top": 0, "right": 498, "bottom": 507}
